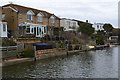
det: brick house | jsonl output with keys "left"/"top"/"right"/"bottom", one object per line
{"left": 0, "top": 6, "right": 7, "bottom": 37}
{"left": 2, "top": 4, "right": 62, "bottom": 38}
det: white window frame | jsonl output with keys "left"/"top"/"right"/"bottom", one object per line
{"left": 37, "top": 16, "right": 42, "bottom": 22}
{"left": 2, "top": 14, "right": 5, "bottom": 20}
{"left": 3, "top": 24, "right": 6, "bottom": 32}
{"left": 50, "top": 16, "right": 55, "bottom": 24}
{"left": 26, "top": 10, "right": 35, "bottom": 21}
{"left": 27, "top": 15, "right": 32, "bottom": 21}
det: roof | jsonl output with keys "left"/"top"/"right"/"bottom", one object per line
{"left": 2, "top": 4, "right": 60, "bottom": 19}
{"left": 73, "top": 19, "right": 93, "bottom": 25}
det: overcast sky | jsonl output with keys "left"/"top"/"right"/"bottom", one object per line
{"left": 0, "top": 0, "right": 119, "bottom": 28}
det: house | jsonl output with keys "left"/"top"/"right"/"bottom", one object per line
{"left": 92, "top": 23, "right": 104, "bottom": 31}
{"left": 109, "top": 36, "right": 118, "bottom": 40}
{"left": 0, "top": 6, "right": 7, "bottom": 37}
{"left": 2, "top": 4, "right": 61, "bottom": 38}
{"left": 60, "top": 18, "right": 79, "bottom": 31}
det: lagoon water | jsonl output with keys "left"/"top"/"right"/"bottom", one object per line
{"left": 2, "top": 46, "right": 119, "bottom": 78}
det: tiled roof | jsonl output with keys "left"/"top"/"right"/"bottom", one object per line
{"left": 2, "top": 4, "right": 60, "bottom": 19}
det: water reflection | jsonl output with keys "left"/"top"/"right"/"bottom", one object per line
{"left": 2, "top": 46, "right": 118, "bottom": 78}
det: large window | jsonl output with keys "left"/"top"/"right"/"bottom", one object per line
{"left": 27, "top": 15, "right": 32, "bottom": 21}
{"left": 3, "top": 24, "right": 6, "bottom": 32}
{"left": 37, "top": 16, "right": 42, "bottom": 22}
{"left": 50, "top": 16, "right": 55, "bottom": 24}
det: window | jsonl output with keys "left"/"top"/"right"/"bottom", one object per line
{"left": 26, "top": 27, "right": 30, "bottom": 33}
{"left": 97, "top": 25, "right": 99, "bottom": 29}
{"left": 67, "top": 21, "right": 70, "bottom": 26}
{"left": 46, "top": 17, "right": 48, "bottom": 22}
{"left": 3, "top": 24, "right": 6, "bottom": 32}
{"left": 39, "top": 28, "right": 41, "bottom": 33}
{"left": 37, "top": 27, "right": 39, "bottom": 35}
{"left": 31, "top": 28, "right": 34, "bottom": 33}
{"left": 44, "top": 27, "right": 46, "bottom": 33}
{"left": 27, "top": 15, "right": 32, "bottom": 21}
{"left": 73, "top": 22, "right": 76, "bottom": 27}
{"left": 2, "top": 14, "right": 5, "bottom": 20}
{"left": 19, "top": 14, "right": 22, "bottom": 19}
{"left": 50, "top": 16, "right": 55, "bottom": 24}
{"left": 26, "top": 10, "right": 35, "bottom": 21}
{"left": 37, "top": 16, "right": 42, "bottom": 22}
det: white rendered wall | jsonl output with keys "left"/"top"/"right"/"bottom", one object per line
{"left": 0, "top": 22, "right": 7, "bottom": 37}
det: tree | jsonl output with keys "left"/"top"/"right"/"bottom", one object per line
{"left": 77, "top": 23, "right": 95, "bottom": 36}
{"left": 103, "top": 24, "right": 113, "bottom": 32}
{"left": 103, "top": 24, "right": 113, "bottom": 40}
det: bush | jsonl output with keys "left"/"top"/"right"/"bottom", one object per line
{"left": 58, "top": 41, "right": 64, "bottom": 48}
{"left": 21, "top": 48, "right": 34, "bottom": 58}
{"left": 2, "top": 38, "right": 17, "bottom": 46}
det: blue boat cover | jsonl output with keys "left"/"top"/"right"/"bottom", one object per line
{"left": 33, "top": 43, "right": 53, "bottom": 46}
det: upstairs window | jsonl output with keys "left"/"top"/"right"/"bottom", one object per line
{"left": 50, "top": 16, "right": 55, "bottom": 24}
{"left": 2, "top": 14, "right": 5, "bottom": 20}
{"left": 18, "top": 14, "right": 22, "bottom": 19}
{"left": 26, "top": 10, "right": 35, "bottom": 21}
{"left": 46, "top": 17, "right": 48, "bottom": 22}
{"left": 37, "top": 16, "right": 42, "bottom": 22}
{"left": 67, "top": 21, "right": 70, "bottom": 26}
{"left": 37, "top": 13, "right": 43, "bottom": 22}
{"left": 72, "top": 22, "right": 76, "bottom": 27}
{"left": 27, "top": 15, "right": 32, "bottom": 21}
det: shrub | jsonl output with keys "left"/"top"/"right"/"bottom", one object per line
{"left": 22, "top": 48, "right": 35, "bottom": 58}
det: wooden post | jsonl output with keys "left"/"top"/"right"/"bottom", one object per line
{"left": 34, "top": 46, "right": 37, "bottom": 61}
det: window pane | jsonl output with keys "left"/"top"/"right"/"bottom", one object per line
{"left": 3, "top": 24, "right": 6, "bottom": 31}
{"left": 37, "top": 27, "right": 39, "bottom": 35}
{"left": 2, "top": 14, "right": 5, "bottom": 20}
{"left": 31, "top": 28, "right": 34, "bottom": 33}
{"left": 27, "top": 15, "right": 32, "bottom": 20}
{"left": 19, "top": 14, "right": 22, "bottom": 19}
{"left": 26, "top": 27, "right": 30, "bottom": 33}
{"left": 46, "top": 17, "right": 48, "bottom": 22}
{"left": 39, "top": 28, "right": 41, "bottom": 32}
{"left": 50, "top": 17, "right": 55, "bottom": 24}
{"left": 38, "top": 16, "right": 42, "bottom": 22}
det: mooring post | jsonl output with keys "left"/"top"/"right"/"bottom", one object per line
{"left": 34, "top": 46, "right": 37, "bottom": 61}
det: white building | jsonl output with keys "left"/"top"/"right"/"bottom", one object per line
{"left": 0, "top": 22, "right": 7, "bottom": 37}
{"left": 92, "top": 23, "right": 104, "bottom": 31}
{"left": 60, "top": 18, "right": 79, "bottom": 31}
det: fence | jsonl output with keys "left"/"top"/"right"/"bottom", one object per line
{"left": 0, "top": 46, "right": 17, "bottom": 59}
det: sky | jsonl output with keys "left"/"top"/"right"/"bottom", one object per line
{"left": 0, "top": 0, "right": 119, "bottom": 28}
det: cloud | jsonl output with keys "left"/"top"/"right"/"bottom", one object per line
{"left": 0, "top": 0, "right": 119, "bottom": 27}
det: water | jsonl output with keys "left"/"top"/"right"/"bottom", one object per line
{"left": 2, "top": 46, "right": 119, "bottom": 78}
